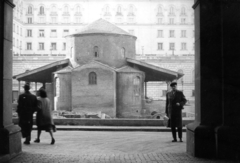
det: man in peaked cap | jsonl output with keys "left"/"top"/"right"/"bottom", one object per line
{"left": 165, "top": 81, "right": 187, "bottom": 142}
{"left": 17, "top": 83, "right": 38, "bottom": 145}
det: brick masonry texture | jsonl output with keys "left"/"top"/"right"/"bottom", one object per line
{"left": 10, "top": 131, "right": 234, "bottom": 163}
{"left": 11, "top": 152, "right": 232, "bottom": 163}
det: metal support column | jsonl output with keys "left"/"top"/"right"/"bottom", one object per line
{"left": 145, "top": 82, "right": 147, "bottom": 99}
{"left": 18, "top": 80, "right": 21, "bottom": 96}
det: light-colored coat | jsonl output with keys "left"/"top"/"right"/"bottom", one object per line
{"left": 36, "top": 97, "right": 54, "bottom": 127}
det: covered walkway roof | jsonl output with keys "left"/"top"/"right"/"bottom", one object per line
{"left": 13, "top": 59, "right": 69, "bottom": 83}
{"left": 126, "top": 58, "right": 184, "bottom": 82}
{"left": 13, "top": 58, "right": 183, "bottom": 83}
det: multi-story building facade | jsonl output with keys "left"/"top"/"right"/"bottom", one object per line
{"left": 12, "top": 0, "right": 195, "bottom": 101}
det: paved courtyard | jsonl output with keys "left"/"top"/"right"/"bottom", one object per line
{"left": 10, "top": 131, "right": 235, "bottom": 163}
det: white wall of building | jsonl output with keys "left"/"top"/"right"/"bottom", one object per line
{"left": 12, "top": 0, "right": 194, "bottom": 56}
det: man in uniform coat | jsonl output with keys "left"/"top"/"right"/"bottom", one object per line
{"left": 17, "top": 84, "right": 38, "bottom": 144}
{"left": 165, "top": 82, "right": 187, "bottom": 142}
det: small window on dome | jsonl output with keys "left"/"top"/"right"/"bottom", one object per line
{"left": 94, "top": 46, "right": 99, "bottom": 57}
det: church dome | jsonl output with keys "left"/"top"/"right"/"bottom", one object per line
{"left": 67, "top": 18, "right": 137, "bottom": 68}
{"left": 70, "top": 18, "right": 135, "bottom": 37}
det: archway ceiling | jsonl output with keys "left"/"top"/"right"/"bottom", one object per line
{"left": 126, "top": 58, "right": 184, "bottom": 82}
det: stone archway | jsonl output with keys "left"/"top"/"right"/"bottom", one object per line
{"left": 1, "top": 0, "right": 240, "bottom": 162}
{"left": 0, "top": 0, "right": 22, "bottom": 161}
{"left": 186, "top": 0, "right": 240, "bottom": 160}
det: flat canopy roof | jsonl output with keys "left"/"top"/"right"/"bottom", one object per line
{"left": 126, "top": 58, "right": 184, "bottom": 82}
{"left": 13, "top": 59, "right": 69, "bottom": 83}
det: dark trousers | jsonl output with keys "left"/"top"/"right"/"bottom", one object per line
{"left": 19, "top": 118, "right": 33, "bottom": 142}
{"left": 25, "top": 135, "right": 31, "bottom": 142}
{"left": 171, "top": 127, "right": 182, "bottom": 140}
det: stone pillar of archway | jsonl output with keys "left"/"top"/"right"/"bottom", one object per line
{"left": 0, "top": 0, "right": 22, "bottom": 161}
{"left": 187, "top": 0, "right": 240, "bottom": 160}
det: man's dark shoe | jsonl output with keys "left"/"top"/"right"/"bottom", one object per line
{"left": 23, "top": 141, "right": 30, "bottom": 145}
{"left": 179, "top": 139, "right": 183, "bottom": 142}
{"left": 172, "top": 139, "right": 177, "bottom": 142}
{"left": 34, "top": 138, "right": 40, "bottom": 143}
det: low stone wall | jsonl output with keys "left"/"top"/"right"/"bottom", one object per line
{"left": 12, "top": 118, "right": 193, "bottom": 126}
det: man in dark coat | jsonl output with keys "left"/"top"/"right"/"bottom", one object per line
{"left": 17, "top": 84, "right": 38, "bottom": 144}
{"left": 165, "top": 82, "right": 187, "bottom": 142}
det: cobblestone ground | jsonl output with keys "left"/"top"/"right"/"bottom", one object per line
{"left": 10, "top": 131, "right": 236, "bottom": 163}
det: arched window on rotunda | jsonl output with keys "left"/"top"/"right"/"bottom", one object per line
{"left": 89, "top": 72, "right": 97, "bottom": 85}
{"left": 133, "top": 76, "right": 141, "bottom": 98}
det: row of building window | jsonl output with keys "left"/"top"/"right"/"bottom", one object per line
{"left": 24, "top": 17, "right": 193, "bottom": 25}
{"left": 13, "top": 40, "right": 193, "bottom": 52}
{"left": 18, "top": 28, "right": 193, "bottom": 38}
{"left": 25, "top": 17, "right": 138, "bottom": 24}
{"left": 157, "top": 6, "right": 188, "bottom": 16}
{"left": 26, "top": 5, "right": 81, "bottom": 15}
{"left": 156, "top": 17, "right": 193, "bottom": 25}
{"left": 157, "top": 30, "right": 194, "bottom": 38}
{"left": 24, "top": 29, "right": 69, "bottom": 38}
{"left": 26, "top": 17, "right": 82, "bottom": 24}
{"left": 25, "top": 5, "right": 190, "bottom": 17}
{"left": 157, "top": 43, "right": 194, "bottom": 51}
{"left": 13, "top": 41, "right": 66, "bottom": 51}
